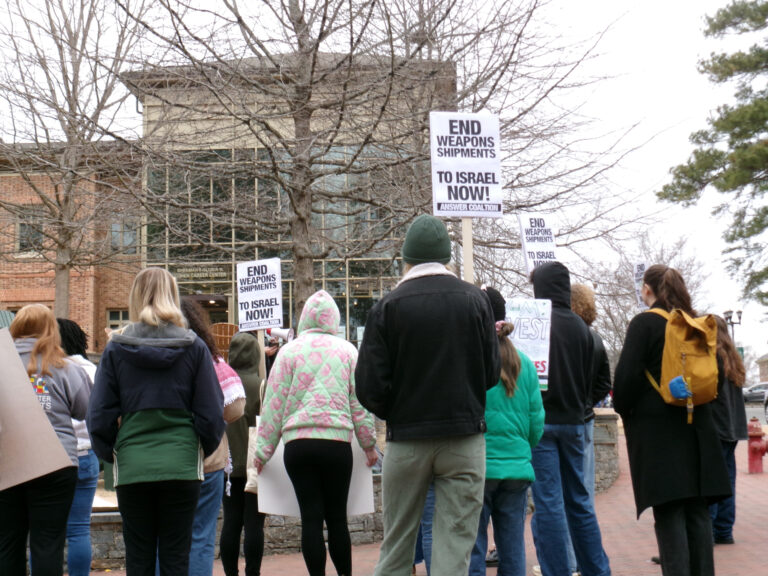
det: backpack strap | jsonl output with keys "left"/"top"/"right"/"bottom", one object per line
{"left": 645, "top": 308, "right": 670, "bottom": 321}
{"left": 644, "top": 308, "right": 670, "bottom": 392}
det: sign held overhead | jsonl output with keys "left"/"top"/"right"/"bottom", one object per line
{"left": 430, "top": 111, "right": 503, "bottom": 218}
{"left": 518, "top": 213, "right": 558, "bottom": 275}
{"left": 236, "top": 258, "right": 283, "bottom": 331}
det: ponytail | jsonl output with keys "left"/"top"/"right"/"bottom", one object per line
{"left": 643, "top": 264, "right": 694, "bottom": 315}
{"left": 497, "top": 321, "right": 521, "bottom": 396}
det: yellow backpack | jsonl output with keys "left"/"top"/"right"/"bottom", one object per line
{"left": 644, "top": 308, "right": 718, "bottom": 423}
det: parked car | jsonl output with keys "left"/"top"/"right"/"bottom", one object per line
{"left": 743, "top": 382, "right": 768, "bottom": 403}
{"left": 764, "top": 390, "right": 768, "bottom": 423}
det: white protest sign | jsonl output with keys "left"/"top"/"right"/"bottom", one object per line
{"left": 518, "top": 213, "right": 558, "bottom": 275}
{"left": 505, "top": 298, "right": 552, "bottom": 391}
{"left": 430, "top": 111, "right": 503, "bottom": 218}
{"left": 256, "top": 426, "right": 374, "bottom": 517}
{"left": 236, "top": 258, "right": 283, "bottom": 331}
{"left": 633, "top": 261, "right": 649, "bottom": 310}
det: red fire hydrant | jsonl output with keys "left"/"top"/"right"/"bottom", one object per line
{"left": 747, "top": 417, "right": 767, "bottom": 474}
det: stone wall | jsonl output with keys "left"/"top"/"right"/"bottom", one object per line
{"left": 89, "top": 475, "right": 384, "bottom": 570}
{"left": 594, "top": 409, "right": 620, "bottom": 493}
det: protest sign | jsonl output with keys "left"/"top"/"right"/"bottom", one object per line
{"left": 236, "top": 258, "right": 283, "bottom": 331}
{"left": 518, "top": 213, "right": 558, "bottom": 275}
{"left": 430, "top": 111, "right": 503, "bottom": 218}
{"left": 256, "top": 421, "right": 374, "bottom": 517}
{"left": 0, "top": 329, "right": 72, "bottom": 491}
{"left": 505, "top": 298, "right": 552, "bottom": 391}
{"left": 633, "top": 261, "right": 649, "bottom": 310}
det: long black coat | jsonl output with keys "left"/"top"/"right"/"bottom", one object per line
{"left": 613, "top": 305, "right": 731, "bottom": 516}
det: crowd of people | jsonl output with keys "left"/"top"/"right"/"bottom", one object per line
{"left": 0, "top": 214, "right": 748, "bottom": 576}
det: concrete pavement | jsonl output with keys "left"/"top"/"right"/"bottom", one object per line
{"left": 92, "top": 432, "right": 768, "bottom": 575}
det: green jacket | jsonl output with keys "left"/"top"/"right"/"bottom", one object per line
{"left": 227, "top": 332, "right": 263, "bottom": 478}
{"left": 484, "top": 350, "right": 545, "bottom": 481}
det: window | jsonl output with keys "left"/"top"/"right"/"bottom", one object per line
{"left": 111, "top": 220, "right": 138, "bottom": 254}
{"left": 17, "top": 207, "right": 44, "bottom": 253}
{"left": 107, "top": 310, "right": 129, "bottom": 331}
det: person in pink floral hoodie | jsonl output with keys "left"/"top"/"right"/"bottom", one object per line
{"left": 254, "top": 289, "right": 377, "bottom": 576}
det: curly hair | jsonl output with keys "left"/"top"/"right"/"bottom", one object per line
{"left": 57, "top": 318, "right": 88, "bottom": 357}
{"left": 180, "top": 297, "right": 219, "bottom": 359}
{"left": 570, "top": 284, "right": 597, "bottom": 326}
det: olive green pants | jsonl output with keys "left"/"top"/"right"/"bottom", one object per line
{"left": 374, "top": 434, "right": 485, "bottom": 576}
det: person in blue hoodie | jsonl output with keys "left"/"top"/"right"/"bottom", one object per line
{"left": 87, "top": 268, "right": 225, "bottom": 576}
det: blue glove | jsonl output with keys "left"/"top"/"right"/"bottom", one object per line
{"left": 669, "top": 376, "right": 692, "bottom": 399}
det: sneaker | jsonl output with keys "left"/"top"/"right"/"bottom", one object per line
{"left": 651, "top": 556, "right": 661, "bottom": 565}
{"left": 532, "top": 566, "right": 542, "bottom": 576}
{"left": 486, "top": 549, "right": 499, "bottom": 566}
{"left": 714, "top": 536, "right": 735, "bottom": 545}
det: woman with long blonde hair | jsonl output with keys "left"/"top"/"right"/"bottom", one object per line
{"left": 0, "top": 304, "right": 91, "bottom": 576}
{"left": 87, "top": 268, "right": 226, "bottom": 576}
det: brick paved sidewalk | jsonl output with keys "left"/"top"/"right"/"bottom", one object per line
{"left": 93, "top": 432, "right": 768, "bottom": 576}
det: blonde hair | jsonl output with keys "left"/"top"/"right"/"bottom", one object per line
{"left": 129, "top": 268, "right": 185, "bottom": 328}
{"left": 570, "top": 284, "right": 597, "bottom": 326}
{"left": 10, "top": 304, "right": 67, "bottom": 376}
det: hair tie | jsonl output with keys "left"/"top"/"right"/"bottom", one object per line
{"left": 495, "top": 320, "right": 505, "bottom": 335}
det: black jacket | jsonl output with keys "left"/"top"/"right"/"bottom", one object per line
{"left": 532, "top": 262, "right": 593, "bottom": 425}
{"left": 355, "top": 270, "right": 500, "bottom": 441}
{"left": 614, "top": 305, "right": 730, "bottom": 515}
{"left": 710, "top": 355, "right": 748, "bottom": 443}
{"left": 585, "top": 328, "right": 612, "bottom": 421}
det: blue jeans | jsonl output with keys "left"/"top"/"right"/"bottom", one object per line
{"left": 565, "top": 418, "right": 595, "bottom": 573}
{"left": 470, "top": 479, "right": 530, "bottom": 576}
{"left": 66, "top": 451, "right": 100, "bottom": 576}
{"left": 709, "top": 440, "right": 737, "bottom": 540}
{"left": 531, "top": 424, "right": 610, "bottom": 576}
{"left": 413, "top": 483, "right": 435, "bottom": 575}
{"left": 190, "top": 469, "right": 225, "bottom": 576}
{"left": 157, "top": 470, "right": 224, "bottom": 576}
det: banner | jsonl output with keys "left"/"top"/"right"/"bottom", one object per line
{"left": 256, "top": 418, "right": 375, "bottom": 517}
{"left": 0, "top": 329, "right": 72, "bottom": 491}
{"left": 505, "top": 298, "right": 552, "bottom": 391}
{"left": 518, "top": 213, "right": 558, "bottom": 275}
{"left": 430, "top": 111, "right": 503, "bottom": 218}
{"left": 236, "top": 258, "right": 283, "bottom": 331}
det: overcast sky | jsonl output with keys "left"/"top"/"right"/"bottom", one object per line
{"left": 542, "top": 0, "right": 767, "bottom": 357}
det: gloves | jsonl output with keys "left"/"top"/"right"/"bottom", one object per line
{"left": 669, "top": 376, "right": 692, "bottom": 400}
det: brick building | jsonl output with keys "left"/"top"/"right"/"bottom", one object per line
{"left": 0, "top": 162, "right": 140, "bottom": 354}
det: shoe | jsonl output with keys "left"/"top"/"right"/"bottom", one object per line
{"left": 714, "top": 536, "right": 735, "bottom": 544}
{"left": 532, "top": 565, "right": 542, "bottom": 576}
{"left": 486, "top": 548, "right": 499, "bottom": 566}
{"left": 651, "top": 556, "right": 661, "bottom": 565}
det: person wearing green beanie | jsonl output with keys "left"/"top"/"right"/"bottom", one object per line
{"left": 356, "top": 213, "right": 501, "bottom": 576}
{"left": 400, "top": 214, "right": 452, "bottom": 265}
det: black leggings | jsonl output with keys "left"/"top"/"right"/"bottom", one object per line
{"left": 220, "top": 476, "right": 266, "bottom": 576}
{"left": 284, "top": 439, "right": 353, "bottom": 576}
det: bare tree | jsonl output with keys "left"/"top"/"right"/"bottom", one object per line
{"left": 575, "top": 234, "right": 711, "bottom": 367}
{"left": 0, "top": 0, "right": 150, "bottom": 317}
{"left": 109, "top": 0, "right": 643, "bottom": 318}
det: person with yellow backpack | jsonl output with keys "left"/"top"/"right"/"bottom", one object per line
{"left": 614, "top": 264, "right": 730, "bottom": 576}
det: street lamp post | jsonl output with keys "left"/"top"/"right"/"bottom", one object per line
{"left": 723, "top": 309, "right": 742, "bottom": 340}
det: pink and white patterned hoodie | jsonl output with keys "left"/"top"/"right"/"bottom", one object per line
{"left": 254, "top": 290, "right": 376, "bottom": 468}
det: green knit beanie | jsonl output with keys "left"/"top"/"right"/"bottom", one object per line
{"left": 401, "top": 214, "right": 451, "bottom": 264}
